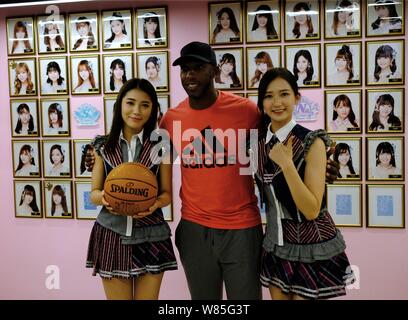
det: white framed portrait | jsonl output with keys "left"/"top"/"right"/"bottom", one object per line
{"left": 39, "top": 56, "right": 68, "bottom": 95}
{"left": 157, "top": 94, "right": 170, "bottom": 125}
{"left": 136, "top": 51, "right": 169, "bottom": 92}
{"left": 213, "top": 47, "right": 244, "bottom": 90}
{"left": 136, "top": 7, "right": 168, "bottom": 49}
{"left": 366, "top": 40, "right": 404, "bottom": 85}
{"left": 70, "top": 54, "right": 101, "bottom": 95}
{"left": 324, "top": 0, "right": 361, "bottom": 39}
{"left": 8, "top": 58, "right": 37, "bottom": 97}
{"left": 324, "top": 42, "right": 362, "bottom": 87}
{"left": 209, "top": 2, "right": 243, "bottom": 45}
{"left": 43, "top": 180, "right": 73, "bottom": 219}
{"left": 10, "top": 99, "right": 39, "bottom": 137}
{"left": 366, "top": 0, "right": 405, "bottom": 37}
{"left": 12, "top": 140, "right": 41, "bottom": 178}
{"left": 246, "top": 0, "right": 281, "bottom": 43}
{"left": 367, "top": 137, "right": 404, "bottom": 181}
{"left": 367, "top": 184, "right": 404, "bottom": 228}
{"left": 102, "top": 9, "right": 133, "bottom": 50}
{"left": 6, "top": 16, "right": 36, "bottom": 56}
{"left": 366, "top": 88, "right": 404, "bottom": 133}
{"left": 246, "top": 46, "right": 281, "bottom": 89}
{"left": 68, "top": 12, "right": 99, "bottom": 52}
{"left": 73, "top": 139, "right": 93, "bottom": 178}
{"left": 42, "top": 140, "right": 72, "bottom": 178}
{"left": 14, "top": 180, "right": 42, "bottom": 218}
{"left": 104, "top": 96, "right": 116, "bottom": 134}
{"left": 284, "top": 0, "right": 320, "bottom": 41}
{"left": 103, "top": 53, "right": 133, "bottom": 94}
{"left": 40, "top": 98, "right": 70, "bottom": 137}
{"left": 326, "top": 184, "right": 362, "bottom": 227}
{"left": 325, "top": 90, "right": 361, "bottom": 133}
{"left": 285, "top": 44, "right": 321, "bottom": 88}
{"left": 36, "top": 14, "right": 66, "bottom": 54}
{"left": 75, "top": 181, "right": 101, "bottom": 220}
{"left": 329, "top": 136, "right": 362, "bottom": 180}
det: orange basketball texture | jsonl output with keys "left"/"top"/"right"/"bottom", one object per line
{"left": 103, "top": 163, "right": 158, "bottom": 216}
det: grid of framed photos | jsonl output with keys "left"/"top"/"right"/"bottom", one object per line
{"left": 8, "top": 7, "right": 173, "bottom": 222}
{"left": 208, "top": 0, "right": 405, "bottom": 228}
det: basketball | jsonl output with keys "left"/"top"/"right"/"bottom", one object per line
{"left": 103, "top": 162, "right": 158, "bottom": 216}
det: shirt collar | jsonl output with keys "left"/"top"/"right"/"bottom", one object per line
{"left": 265, "top": 119, "right": 297, "bottom": 144}
{"left": 119, "top": 129, "right": 144, "bottom": 145}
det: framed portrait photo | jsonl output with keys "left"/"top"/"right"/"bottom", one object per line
{"left": 8, "top": 58, "right": 37, "bottom": 97}
{"left": 329, "top": 136, "right": 362, "bottom": 180}
{"left": 68, "top": 12, "right": 99, "bottom": 52}
{"left": 36, "top": 14, "right": 67, "bottom": 54}
{"left": 213, "top": 47, "right": 244, "bottom": 90}
{"left": 246, "top": 0, "right": 281, "bottom": 43}
{"left": 157, "top": 94, "right": 170, "bottom": 125}
{"left": 104, "top": 96, "right": 116, "bottom": 134}
{"left": 136, "top": 7, "right": 168, "bottom": 49}
{"left": 324, "top": 0, "right": 361, "bottom": 39}
{"left": 12, "top": 140, "right": 41, "bottom": 178}
{"left": 366, "top": 0, "right": 405, "bottom": 37}
{"left": 102, "top": 9, "right": 133, "bottom": 50}
{"left": 366, "top": 136, "right": 404, "bottom": 181}
{"left": 14, "top": 180, "right": 42, "bottom": 218}
{"left": 103, "top": 53, "right": 133, "bottom": 94}
{"left": 325, "top": 90, "right": 362, "bottom": 133}
{"left": 366, "top": 40, "right": 404, "bottom": 85}
{"left": 285, "top": 44, "right": 321, "bottom": 88}
{"left": 73, "top": 139, "right": 93, "bottom": 178}
{"left": 284, "top": 0, "right": 320, "bottom": 41}
{"left": 324, "top": 42, "right": 362, "bottom": 87}
{"left": 43, "top": 180, "right": 73, "bottom": 219}
{"left": 70, "top": 54, "right": 101, "bottom": 95}
{"left": 209, "top": 1, "right": 243, "bottom": 45}
{"left": 40, "top": 98, "right": 70, "bottom": 137}
{"left": 6, "top": 16, "right": 35, "bottom": 56}
{"left": 75, "top": 181, "right": 101, "bottom": 220}
{"left": 42, "top": 139, "right": 72, "bottom": 178}
{"left": 136, "top": 51, "right": 169, "bottom": 92}
{"left": 326, "top": 184, "right": 362, "bottom": 227}
{"left": 10, "top": 99, "right": 39, "bottom": 137}
{"left": 366, "top": 88, "right": 404, "bottom": 133}
{"left": 246, "top": 46, "right": 281, "bottom": 89}
{"left": 39, "top": 56, "right": 69, "bottom": 95}
{"left": 367, "top": 184, "right": 405, "bottom": 228}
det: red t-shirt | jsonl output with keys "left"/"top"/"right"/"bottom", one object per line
{"left": 160, "top": 91, "right": 261, "bottom": 229}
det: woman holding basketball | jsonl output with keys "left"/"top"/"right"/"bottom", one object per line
{"left": 86, "top": 78, "right": 177, "bottom": 300}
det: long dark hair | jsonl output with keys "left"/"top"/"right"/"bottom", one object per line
{"left": 49, "top": 144, "right": 65, "bottom": 164}
{"left": 212, "top": 7, "right": 240, "bottom": 42}
{"left": 335, "top": 45, "right": 354, "bottom": 80}
{"left": 292, "top": 2, "right": 314, "bottom": 38}
{"left": 80, "top": 144, "right": 93, "bottom": 174}
{"left": 143, "top": 12, "right": 162, "bottom": 44}
{"left": 48, "top": 103, "right": 63, "bottom": 128}
{"left": 106, "top": 12, "right": 127, "bottom": 43}
{"left": 16, "top": 144, "right": 36, "bottom": 172}
{"left": 105, "top": 78, "right": 159, "bottom": 154}
{"left": 51, "top": 185, "right": 68, "bottom": 216}
{"left": 110, "top": 58, "right": 127, "bottom": 91}
{"left": 369, "top": 94, "right": 401, "bottom": 130}
{"left": 375, "top": 142, "right": 396, "bottom": 167}
{"left": 332, "top": 94, "right": 358, "bottom": 127}
{"left": 12, "top": 20, "right": 32, "bottom": 53}
{"left": 73, "top": 16, "right": 95, "bottom": 50}
{"left": 214, "top": 53, "right": 241, "bottom": 87}
{"left": 15, "top": 103, "right": 34, "bottom": 134}
{"left": 333, "top": 143, "right": 356, "bottom": 177}
{"left": 293, "top": 50, "right": 314, "bottom": 84}
{"left": 257, "top": 68, "right": 300, "bottom": 131}
{"left": 251, "top": 4, "right": 277, "bottom": 38}
{"left": 371, "top": 0, "right": 402, "bottom": 30}
{"left": 19, "top": 184, "right": 39, "bottom": 214}
{"left": 374, "top": 45, "right": 397, "bottom": 81}
{"left": 46, "top": 61, "right": 65, "bottom": 86}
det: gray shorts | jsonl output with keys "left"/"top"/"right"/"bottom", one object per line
{"left": 175, "top": 218, "right": 263, "bottom": 300}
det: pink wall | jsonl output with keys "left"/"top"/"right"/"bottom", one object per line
{"left": 0, "top": 0, "right": 407, "bottom": 299}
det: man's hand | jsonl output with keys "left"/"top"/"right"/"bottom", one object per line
{"left": 326, "top": 141, "right": 339, "bottom": 183}
{"left": 85, "top": 146, "right": 96, "bottom": 172}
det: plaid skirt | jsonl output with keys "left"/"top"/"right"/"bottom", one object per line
{"left": 86, "top": 222, "right": 178, "bottom": 279}
{"left": 260, "top": 249, "right": 355, "bottom": 299}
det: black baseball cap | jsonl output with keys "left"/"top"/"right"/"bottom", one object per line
{"left": 172, "top": 41, "right": 217, "bottom": 66}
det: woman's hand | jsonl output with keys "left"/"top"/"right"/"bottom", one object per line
{"left": 132, "top": 200, "right": 160, "bottom": 219}
{"left": 101, "top": 190, "right": 118, "bottom": 215}
{"left": 269, "top": 136, "right": 294, "bottom": 170}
